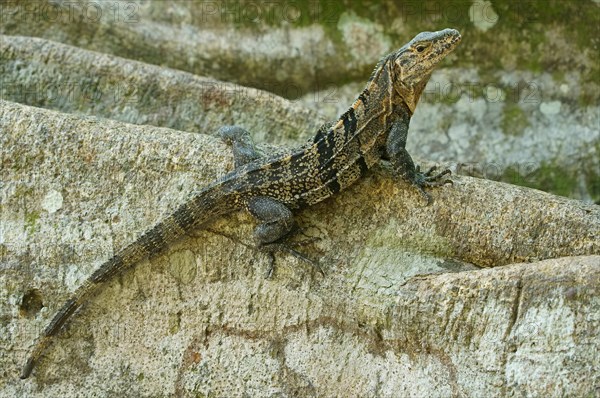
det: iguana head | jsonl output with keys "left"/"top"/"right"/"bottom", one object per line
{"left": 387, "top": 28, "right": 461, "bottom": 114}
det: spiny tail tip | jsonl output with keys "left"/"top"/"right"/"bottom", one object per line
{"left": 20, "top": 358, "right": 34, "bottom": 379}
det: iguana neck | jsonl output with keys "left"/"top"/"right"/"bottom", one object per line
{"left": 317, "top": 55, "right": 410, "bottom": 159}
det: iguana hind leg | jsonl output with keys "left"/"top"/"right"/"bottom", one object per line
{"left": 218, "top": 126, "right": 321, "bottom": 276}
{"left": 247, "top": 196, "right": 322, "bottom": 277}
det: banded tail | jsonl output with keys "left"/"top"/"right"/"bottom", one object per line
{"left": 21, "top": 182, "right": 238, "bottom": 379}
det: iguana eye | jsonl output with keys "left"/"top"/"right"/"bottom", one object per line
{"left": 416, "top": 45, "right": 427, "bottom": 53}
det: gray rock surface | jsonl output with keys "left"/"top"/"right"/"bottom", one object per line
{"left": 0, "top": 35, "right": 324, "bottom": 145}
{"left": 0, "top": 0, "right": 345, "bottom": 98}
{"left": 1, "top": 100, "right": 599, "bottom": 397}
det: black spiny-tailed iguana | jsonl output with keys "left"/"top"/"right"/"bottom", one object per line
{"left": 21, "top": 28, "right": 461, "bottom": 379}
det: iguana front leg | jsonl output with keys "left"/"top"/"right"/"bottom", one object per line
{"left": 385, "top": 118, "right": 451, "bottom": 205}
{"left": 217, "top": 126, "right": 263, "bottom": 167}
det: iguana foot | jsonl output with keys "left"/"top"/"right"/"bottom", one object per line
{"left": 260, "top": 242, "right": 323, "bottom": 278}
{"left": 412, "top": 165, "right": 452, "bottom": 206}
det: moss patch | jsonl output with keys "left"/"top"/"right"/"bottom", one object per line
{"left": 503, "top": 162, "right": 579, "bottom": 198}
{"left": 586, "top": 170, "right": 600, "bottom": 205}
{"left": 24, "top": 211, "right": 41, "bottom": 235}
{"left": 501, "top": 103, "right": 530, "bottom": 136}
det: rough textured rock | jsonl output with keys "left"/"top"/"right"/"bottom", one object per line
{"left": 1, "top": 100, "right": 599, "bottom": 397}
{"left": 0, "top": 0, "right": 345, "bottom": 98}
{"left": 1, "top": 1, "right": 598, "bottom": 102}
{"left": 0, "top": 35, "right": 324, "bottom": 145}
